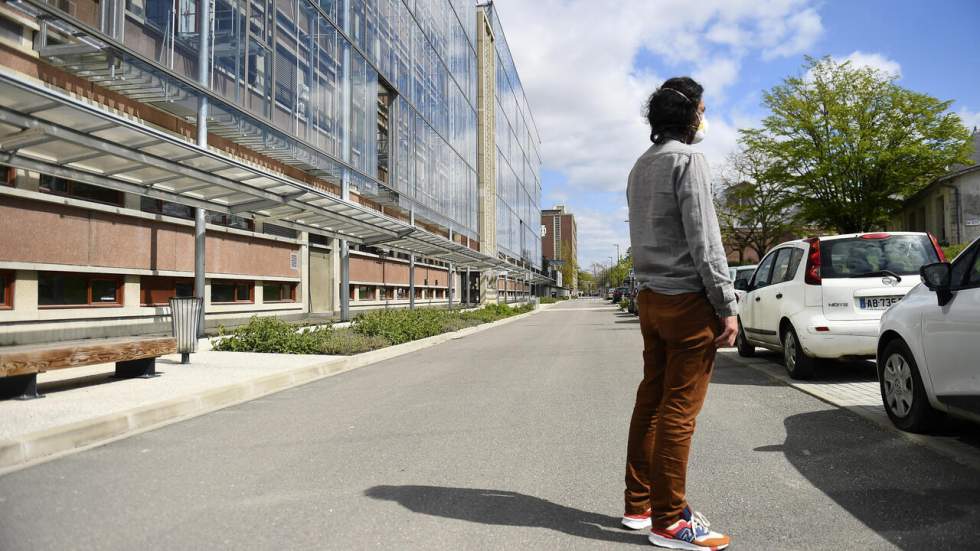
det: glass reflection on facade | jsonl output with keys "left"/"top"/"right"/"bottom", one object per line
{"left": 119, "top": 0, "right": 480, "bottom": 239}
{"left": 485, "top": 5, "right": 543, "bottom": 269}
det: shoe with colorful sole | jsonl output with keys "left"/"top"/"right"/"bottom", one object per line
{"left": 648, "top": 509, "right": 729, "bottom": 550}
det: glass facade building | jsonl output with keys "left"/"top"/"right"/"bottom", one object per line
{"left": 0, "top": 0, "right": 546, "bottom": 346}
{"left": 115, "top": 0, "right": 480, "bottom": 238}
{"left": 485, "top": 5, "right": 543, "bottom": 269}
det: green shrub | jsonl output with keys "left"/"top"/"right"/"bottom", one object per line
{"left": 619, "top": 298, "right": 629, "bottom": 310}
{"left": 313, "top": 328, "right": 390, "bottom": 355}
{"left": 352, "top": 304, "right": 533, "bottom": 344}
{"left": 943, "top": 243, "right": 970, "bottom": 261}
{"left": 351, "top": 308, "right": 456, "bottom": 344}
{"left": 539, "top": 297, "right": 558, "bottom": 304}
{"left": 213, "top": 316, "right": 320, "bottom": 354}
{"left": 212, "top": 316, "right": 389, "bottom": 355}
{"left": 459, "top": 303, "right": 533, "bottom": 324}
{"left": 213, "top": 304, "right": 536, "bottom": 355}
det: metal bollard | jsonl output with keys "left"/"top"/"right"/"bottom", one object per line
{"left": 169, "top": 297, "right": 204, "bottom": 364}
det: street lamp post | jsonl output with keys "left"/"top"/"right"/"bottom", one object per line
{"left": 615, "top": 244, "right": 621, "bottom": 263}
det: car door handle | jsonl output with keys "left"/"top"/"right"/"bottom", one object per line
{"left": 755, "top": 297, "right": 761, "bottom": 302}
{"left": 776, "top": 293, "right": 783, "bottom": 299}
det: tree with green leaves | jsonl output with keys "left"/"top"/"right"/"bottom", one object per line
{"left": 740, "top": 56, "right": 973, "bottom": 233}
{"left": 559, "top": 241, "right": 579, "bottom": 291}
{"left": 577, "top": 269, "right": 595, "bottom": 294}
{"left": 607, "top": 255, "right": 633, "bottom": 287}
{"left": 716, "top": 147, "right": 802, "bottom": 262}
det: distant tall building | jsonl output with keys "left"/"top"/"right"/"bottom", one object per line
{"left": 541, "top": 205, "right": 577, "bottom": 292}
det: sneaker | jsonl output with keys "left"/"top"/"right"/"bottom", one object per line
{"left": 648, "top": 509, "right": 730, "bottom": 550}
{"left": 622, "top": 509, "right": 652, "bottom": 530}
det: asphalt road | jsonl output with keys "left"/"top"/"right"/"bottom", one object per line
{"left": 1, "top": 299, "right": 978, "bottom": 550}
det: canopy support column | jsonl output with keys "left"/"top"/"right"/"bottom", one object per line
{"left": 193, "top": 0, "right": 210, "bottom": 337}
{"left": 409, "top": 208, "right": 416, "bottom": 310}
{"left": 339, "top": 175, "right": 351, "bottom": 322}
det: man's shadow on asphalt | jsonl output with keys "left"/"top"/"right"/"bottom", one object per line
{"left": 364, "top": 485, "right": 647, "bottom": 545}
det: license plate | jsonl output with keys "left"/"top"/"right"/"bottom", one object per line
{"left": 859, "top": 296, "right": 901, "bottom": 310}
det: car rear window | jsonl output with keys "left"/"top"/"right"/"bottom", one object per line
{"left": 821, "top": 235, "right": 939, "bottom": 278}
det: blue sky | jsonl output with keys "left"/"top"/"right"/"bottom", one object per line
{"left": 494, "top": 0, "right": 980, "bottom": 270}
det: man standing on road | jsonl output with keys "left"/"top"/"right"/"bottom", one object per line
{"left": 620, "top": 77, "right": 738, "bottom": 550}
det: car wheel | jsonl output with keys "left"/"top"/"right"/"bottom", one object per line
{"left": 782, "top": 326, "right": 815, "bottom": 380}
{"left": 878, "top": 339, "right": 940, "bottom": 433}
{"left": 736, "top": 321, "right": 755, "bottom": 357}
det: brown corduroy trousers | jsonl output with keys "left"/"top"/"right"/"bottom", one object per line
{"left": 624, "top": 289, "right": 720, "bottom": 529}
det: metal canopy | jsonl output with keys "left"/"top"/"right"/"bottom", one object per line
{"left": 0, "top": 71, "right": 511, "bottom": 271}
{"left": 529, "top": 272, "right": 555, "bottom": 285}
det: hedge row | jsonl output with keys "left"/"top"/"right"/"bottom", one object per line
{"left": 212, "top": 303, "right": 534, "bottom": 354}
{"left": 351, "top": 303, "right": 533, "bottom": 345}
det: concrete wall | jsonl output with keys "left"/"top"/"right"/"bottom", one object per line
{"left": 891, "top": 170, "right": 980, "bottom": 246}
{"left": 0, "top": 186, "right": 306, "bottom": 345}
{"left": 309, "top": 248, "right": 334, "bottom": 314}
{"left": 0, "top": 194, "right": 299, "bottom": 278}
{"left": 476, "top": 7, "right": 499, "bottom": 305}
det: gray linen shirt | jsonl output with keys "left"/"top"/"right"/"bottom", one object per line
{"left": 627, "top": 140, "right": 738, "bottom": 318}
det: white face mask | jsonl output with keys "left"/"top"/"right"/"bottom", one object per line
{"left": 691, "top": 113, "right": 708, "bottom": 144}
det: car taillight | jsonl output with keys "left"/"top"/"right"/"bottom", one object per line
{"left": 928, "top": 233, "right": 947, "bottom": 262}
{"left": 860, "top": 233, "right": 891, "bottom": 240}
{"left": 804, "top": 237, "right": 821, "bottom": 285}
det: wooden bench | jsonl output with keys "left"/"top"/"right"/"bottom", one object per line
{"left": 0, "top": 336, "right": 177, "bottom": 400}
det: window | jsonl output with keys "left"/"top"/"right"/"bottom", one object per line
{"left": 733, "top": 267, "right": 755, "bottom": 287}
{"left": 262, "top": 282, "right": 297, "bottom": 302}
{"left": 211, "top": 280, "right": 253, "bottom": 303}
{"left": 0, "top": 270, "right": 13, "bottom": 309}
{"left": 953, "top": 243, "right": 980, "bottom": 288}
{"left": 377, "top": 81, "right": 394, "bottom": 183}
{"left": 38, "top": 272, "right": 122, "bottom": 307}
{"left": 263, "top": 223, "right": 298, "bottom": 239}
{"left": 309, "top": 233, "right": 332, "bottom": 248}
{"left": 3, "top": 166, "right": 14, "bottom": 187}
{"left": 140, "top": 276, "right": 193, "bottom": 306}
{"left": 751, "top": 251, "right": 778, "bottom": 289}
{"left": 125, "top": 0, "right": 145, "bottom": 18}
{"left": 970, "top": 250, "right": 980, "bottom": 286}
{"left": 821, "top": 235, "right": 939, "bottom": 278}
{"left": 39, "top": 175, "right": 123, "bottom": 206}
{"left": 207, "top": 212, "right": 255, "bottom": 231}
{"left": 141, "top": 197, "right": 194, "bottom": 220}
{"left": 771, "top": 248, "right": 804, "bottom": 285}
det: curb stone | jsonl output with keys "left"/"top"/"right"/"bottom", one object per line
{"left": 0, "top": 303, "right": 552, "bottom": 475}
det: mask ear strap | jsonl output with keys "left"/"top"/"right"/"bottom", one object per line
{"left": 661, "top": 87, "right": 692, "bottom": 103}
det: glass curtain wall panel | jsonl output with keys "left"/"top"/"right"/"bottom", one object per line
{"left": 102, "top": 0, "right": 480, "bottom": 236}
{"left": 486, "top": 5, "right": 542, "bottom": 268}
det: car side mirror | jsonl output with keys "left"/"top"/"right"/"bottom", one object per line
{"left": 920, "top": 262, "right": 953, "bottom": 306}
{"left": 734, "top": 279, "right": 749, "bottom": 292}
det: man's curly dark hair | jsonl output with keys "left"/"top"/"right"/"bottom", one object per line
{"left": 645, "top": 77, "right": 703, "bottom": 144}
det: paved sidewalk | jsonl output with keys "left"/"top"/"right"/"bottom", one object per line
{"left": 0, "top": 305, "right": 547, "bottom": 472}
{"left": 725, "top": 350, "right": 980, "bottom": 470}
{"left": 0, "top": 351, "right": 341, "bottom": 441}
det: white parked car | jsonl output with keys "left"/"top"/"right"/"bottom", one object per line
{"left": 734, "top": 232, "right": 945, "bottom": 379}
{"left": 877, "top": 237, "right": 980, "bottom": 432}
